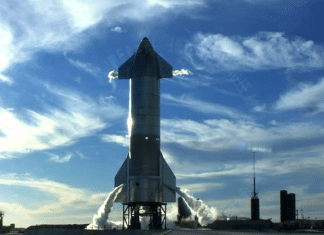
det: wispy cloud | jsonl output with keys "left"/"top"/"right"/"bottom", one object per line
{"left": 0, "top": 173, "right": 120, "bottom": 226}
{"left": 162, "top": 94, "right": 252, "bottom": 120}
{"left": 76, "top": 151, "right": 88, "bottom": 159}
{"left": 48, "top": 153, "right": 73, "bottom": 163}
{"left": 179, "top": 183, "right": 223, "bottom": 194}
{"left": 252, "top": 104, "right": 266, "bottom": 112}
{"left": 103, "top": 118, "right": 324, "bottom": 154}
{"left": 184, "top": 32, "right": 324, "bottom": 72}
{"left": 0, "top": 74, "right": 13, "bottom": 85}
{"left": 0, "top": 0, "right": 205, "bottom": 74}
{"left": 175, "top": 146, "right": 324, "bottom": 180}
{"left": 101, "top": 134, "right": 129, "bottom": 147}
{"left": 66, "top": 57, "right": 101, "bottom": 77}
{"left": 111, "top": 26, "right": 124, "bottom": 33}
{"left": 160, "top": 119, "right": 324, "bottom": 152}
{"left": 0, "top": 84, "right": 126, "bottom": 156}
{"left": 274, "top": 77, "right": 324, "bottom": 113}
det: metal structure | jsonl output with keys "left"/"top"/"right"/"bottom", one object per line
{"left": 0, "top": 211, "right": 3, "bottom": 234}
{"left": 122, "top": 202, "right": 166, "bottom": 230}
{"left": 251, "top": 151, "right": 260, "bottom": 220}
{"left": 177, "top": 197, "right": 192, "bottom": 221}
{"left": 280, "top": 190, "right": 295, "bottom": 222}
{"left": 115, "top": 37, "right": 176, "bottom": 230}
{"left": 287, "top": 193, "right": 296, "bottom": 221}
{"left": 280, "top": 190, "right": 288, "bottom": 222}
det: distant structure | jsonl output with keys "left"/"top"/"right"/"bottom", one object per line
{"left": 251, "top": 151, "right": 259, "bottom": 220}
{"left": 0, "top": 211, "right": 3, "bottom": 230}
{"left": 280, "top": 190, "right": 296, "bottom": 222}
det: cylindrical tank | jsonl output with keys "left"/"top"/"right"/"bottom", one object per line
{"left": 251, "top": 197, "right": 260, "bottom": 220}
{"left": 178, "top": 197, "right": 192, "bottom": 220}
{"left": 287, "top": 193, "right": 296, "bottom": 220}
{"left": 128, "top": 41, "right": 161, "bottom": 202}
{"left": 280, "top": 190, "right": 288, "bottom": 223}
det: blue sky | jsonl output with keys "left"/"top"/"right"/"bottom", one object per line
{"left": 0, "top": 0, "right": 323, "bottom": 227}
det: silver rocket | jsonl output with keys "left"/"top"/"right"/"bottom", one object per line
{"left": 114, "top": 37, "right": 176, "bottom": 204}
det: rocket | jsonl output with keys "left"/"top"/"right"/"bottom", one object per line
{"left": 114, "top": 37, "right": 176, "bottom": 204}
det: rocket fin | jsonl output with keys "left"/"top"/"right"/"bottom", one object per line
{"left": 114, "top": 153, "right": 129, "bottom": 203}
{"left": 156, "top": 52, "right": 173, "bottom": 78}
{"left": 118, "top": 53, "right": 135, "bottom": 79}
{"left": 161, "top": 153, "right": 176, "bottom": 202}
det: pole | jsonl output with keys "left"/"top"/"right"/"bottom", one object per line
{"left": 253, "top": 152, "right": 256, "bottom": 197}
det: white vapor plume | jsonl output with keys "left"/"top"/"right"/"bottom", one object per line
{"left": 86, "top": 184, "right": 124, "bottom": 230}
{"left": 108, "top": 70, "right": 118, "bottom": 83}
{"left": 173, "top": 69, "right": 193, "bottom": 76}
{"left": 165, "top": 185, "right": 218, "bottom": 226}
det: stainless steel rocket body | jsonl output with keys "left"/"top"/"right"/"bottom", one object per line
{"left": 115, "top": 37, "right": 176, "bottom": 204}
{"left": 129, "top": 77, "right": 161, "bottom": 201}
{"left": 129, "top": 40, "right": 161, "bottom": 202}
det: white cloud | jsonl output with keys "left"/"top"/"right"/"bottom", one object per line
{"left": 0, "top": 0, "right": 205, "bottom": 74}
{"left": 179, "top": 183, "right": 223, "bottom": 194}
{"left": 111, "top": 26, "right": 124, "bottom": 33}
{"left": 162, "top": 94, "right": 252, "bottom": 120}
{"left": 270, "top": 120, "right": 277, "bottom": 125}
{"left": 103, "top": 118, "right": 324, "bottom": 154}
{"left": 0, "top": 173, "right": 120, "bottom": 227}
{"left": 0, "top": 85, "right": 126, "bottom": 156}
{"left": 147, "top": 0, "right": 204, "bottom": 8}
{"left": 76, "top": 151, "right": 88, "bottom": 159}
{"left": 275, "top": 77, "right": 324, "bottom": 112}
{"left": 185, "top": 32, "right": 324, "bottom": 72}
{"left": 252, "top": 104, "right": 266, "bottom": 112}
{"left": 66, "top": 57, "right": 101, "bottom": 77}
{"left": 48, "top": 153, "right": 73, "bottom": 163}
{"left": 161, "top": 119, "right": 324, "bottom": 152}
{"left": 175, "top": 147, "right": 324, "bottom": 180}
{"left": 0, "top": 74, "right": 13, "bottom": 85}
{"left": 249, "top": 147, "right": 272, "bottom": 153}
{"left": 101, "top": 134, "right": 129, "bottom": 147}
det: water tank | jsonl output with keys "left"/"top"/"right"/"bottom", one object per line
{"left": 178, "top": 197, "right": 192, "bottom": 220}
{"left": 287, "top": 193, "right": 295, "bottom": 220}
{"left": 280, "top": 190, "right": 288, "bottom": 222}
{"left": 251, "top": 197, "right": 260, "bottom": 220}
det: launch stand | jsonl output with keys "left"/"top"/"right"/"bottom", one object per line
{"left": 122, "top": 202, "right": 167, "bottom": 230}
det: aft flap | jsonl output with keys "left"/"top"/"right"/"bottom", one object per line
{"left": 114, "top": 154, "right": 129, "bottom": 203}
{"left": 161, "top": 153, "right": 176, "bottom": 202}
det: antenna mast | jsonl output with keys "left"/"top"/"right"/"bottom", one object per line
{"left": 253, "top": 151, "right": 257, "bottom": 198}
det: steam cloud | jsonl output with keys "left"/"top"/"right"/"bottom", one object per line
{"left": 108, "top": 70, "right": 118, "bottom": 83}
{"left": 86, "top": 184, "right": 124, "bottom": 230}
{"left": 173, "top": 69, "right": 193, "bottom": 76}
{"left": 165, "top": 185, "right": 218, "bottom": 226}
{"left": 107, "top": 68, "right": 192, "bottom": 82}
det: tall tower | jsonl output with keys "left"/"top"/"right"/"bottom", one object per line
{"left": 251, "top": 151, "right": 260, "bottom": 220}
{"left": 280, "top": 190, "right": 296, "bottom": 222}
{"left": 0, "top": 211, "right": 4, "bottom": 233}
{"left": 280, "top": 190, "right": 288, "bottom": 222}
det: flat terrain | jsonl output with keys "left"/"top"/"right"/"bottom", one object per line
{"left": 166, "top": 229, "right": 324, "bottom": 235}
{"left": 21, "top": 228, "right": 324, "bottom": 235}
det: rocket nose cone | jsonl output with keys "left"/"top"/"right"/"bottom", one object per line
{"left": 137, "top": 37, "right": 154, "bottom": 54}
